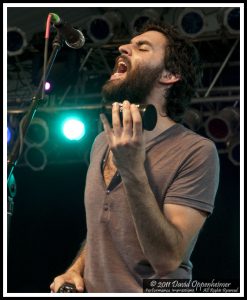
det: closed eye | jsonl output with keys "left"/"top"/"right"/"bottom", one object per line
{"left": 133, "top": 40, "right": 153, "bottom": 52}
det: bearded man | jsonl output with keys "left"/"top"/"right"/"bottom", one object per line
{"left": 50, "top": 22, "right": 220, "bottom": 293}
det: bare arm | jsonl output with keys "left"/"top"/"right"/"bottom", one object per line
{"left": 121, "top": 170, "right": 206, "bottom": 275}
{"left": 67, "top": 240, "right": 87, "bottom": 275}
{"left": 50, "top": 240, "right": 87, "bottom": 292}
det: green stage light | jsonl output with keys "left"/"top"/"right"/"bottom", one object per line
{"left": 62, "top": 118, "right": 86, "bottom": 141}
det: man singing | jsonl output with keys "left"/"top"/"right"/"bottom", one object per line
{"left": 50, "top": 22, "right": 220, "bottom": 293}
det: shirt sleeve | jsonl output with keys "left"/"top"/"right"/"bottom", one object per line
{"left": 164, "top": 139, "right": 220, "bottom": 215}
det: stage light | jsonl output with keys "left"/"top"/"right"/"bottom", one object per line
{"left": 129, "top": 9, "right": 160, "bottom": 34}
{"left": 7, "top": 27, "right": 28, "bottom": 56}
{"left": 25, "top": 118, "right": 49, "bottom": 147}
{"left": 205, "top": 107, "right": 239, "bottom": 142}
{"left": 227, "top": 134, "right": 240, "bottom": 166}
{"left": 24, "top": 146, "right": 47, "bottom": 171}
{"left": 219, "top": 7, "right": 240, "bottom": 35}
{"left": 182, "top": 108, "right": 203, "bottom": 132}
{"left": 45, "top": 82, "right": 51, "bottom": 91}
{"left": 7, "top": 127, "right": 12, "bottom": 144}
{"left": 87, "top": 11, "right": 123, "bottom": 44}
{"left": 62, "top": 118, "right": 85, "bottom": 141}
{"left": 177, "top": 8, "right": 205, "bottom": 37}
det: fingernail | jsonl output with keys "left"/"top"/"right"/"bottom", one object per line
{"left": 123, "top": 100, "right": 130, "bottom": 108}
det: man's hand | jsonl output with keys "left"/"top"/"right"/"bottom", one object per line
{"left": 100, "top": 100, "right": 145, "bottom": 176}
{"left": 50, "top": 269, "right": 84, "bottom": 293}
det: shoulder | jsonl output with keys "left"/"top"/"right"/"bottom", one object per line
{"left": 168, "top": 124, "right": 220, "bottom": 173}
{"left": 92, "top": 131, "right": 107, "bottom": 148}
{"left": 175, "top": 124, "right": 218, "bottom": 154}
{"left": 89, "top": 131, "right": 107, "bottom": 161}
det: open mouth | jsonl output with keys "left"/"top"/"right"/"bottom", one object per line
{"left": 110, "top": 60, "right": 128, "bottom": 80}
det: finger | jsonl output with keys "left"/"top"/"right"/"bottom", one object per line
{"left": 100, "top": 113, "right": 113, "bottom": 146}
{"left": 122, "top": 100, "right": 132, "bottom": 137}
{"left": 53, "top": 279, "right": 67, "bottom": 293}
{"left": 50, "top": 282, "right": 55, "bottom": 293}
{"left": 112, "top": 102, "right": 121, "bottom": 136}
{"left": 131, "top": 104, "right": 142, "bottom": 139}
{"left": 74, "top": 277, "right": 85, "bottom": 292}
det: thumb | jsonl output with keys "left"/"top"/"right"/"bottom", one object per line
{"left": 74, "top": 278, "right": 84, "bottom": 292}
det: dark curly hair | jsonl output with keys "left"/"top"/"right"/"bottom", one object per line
{"left": 138, "top": 22, "right": 203, "bottom": 122}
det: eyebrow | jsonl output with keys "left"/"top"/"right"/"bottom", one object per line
{"left": 130, "top": 39, "right": 153, "bottom": 48}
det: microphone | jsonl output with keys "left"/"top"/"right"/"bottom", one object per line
{"left": 50, "top": 13, "right": 85, "bottom": 49}
{"left": 103, "top": 103, "right": 157, "bottom": 131}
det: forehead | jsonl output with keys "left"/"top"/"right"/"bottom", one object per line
{"left": 131, "top": 30, "right": 168, "bottom": 48}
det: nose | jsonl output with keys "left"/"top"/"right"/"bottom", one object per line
{"left": 118, "top": 43, "right": 132, "bottom": 56}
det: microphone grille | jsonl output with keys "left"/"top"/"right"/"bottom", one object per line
{"left": 65, "top": 29, "right": 85, "bottom": 49}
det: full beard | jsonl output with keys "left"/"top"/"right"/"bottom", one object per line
{"left": 101, "top": 63, "right": 164, "bottom": 105}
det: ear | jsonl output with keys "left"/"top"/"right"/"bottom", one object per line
{"left": 159, "top": 70, "right": 181, "bottom": 85}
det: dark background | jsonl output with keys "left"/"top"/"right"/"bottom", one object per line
{"left": 6, "top": 5, "right": 241, "bottom": 293}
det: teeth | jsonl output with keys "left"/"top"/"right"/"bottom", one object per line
{"left": 116, "top": 61, "right": 127, "bottom": 73}
{"left": 119, "top": 62, "right": 127, "bottom": 67}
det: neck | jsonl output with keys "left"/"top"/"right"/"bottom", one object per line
{"left": 144, "top": 92, "right": 176, "bottom": 140}
{"left": 144, "top": 112, "right": 176, "bottom": 141}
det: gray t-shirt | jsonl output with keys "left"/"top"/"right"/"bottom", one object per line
{"left": 83, "top": 123, "right": 220, "bottom": 292}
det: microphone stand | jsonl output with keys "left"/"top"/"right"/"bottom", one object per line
{"left": 7, "top": 33, "right": 63, "bottom": 250}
